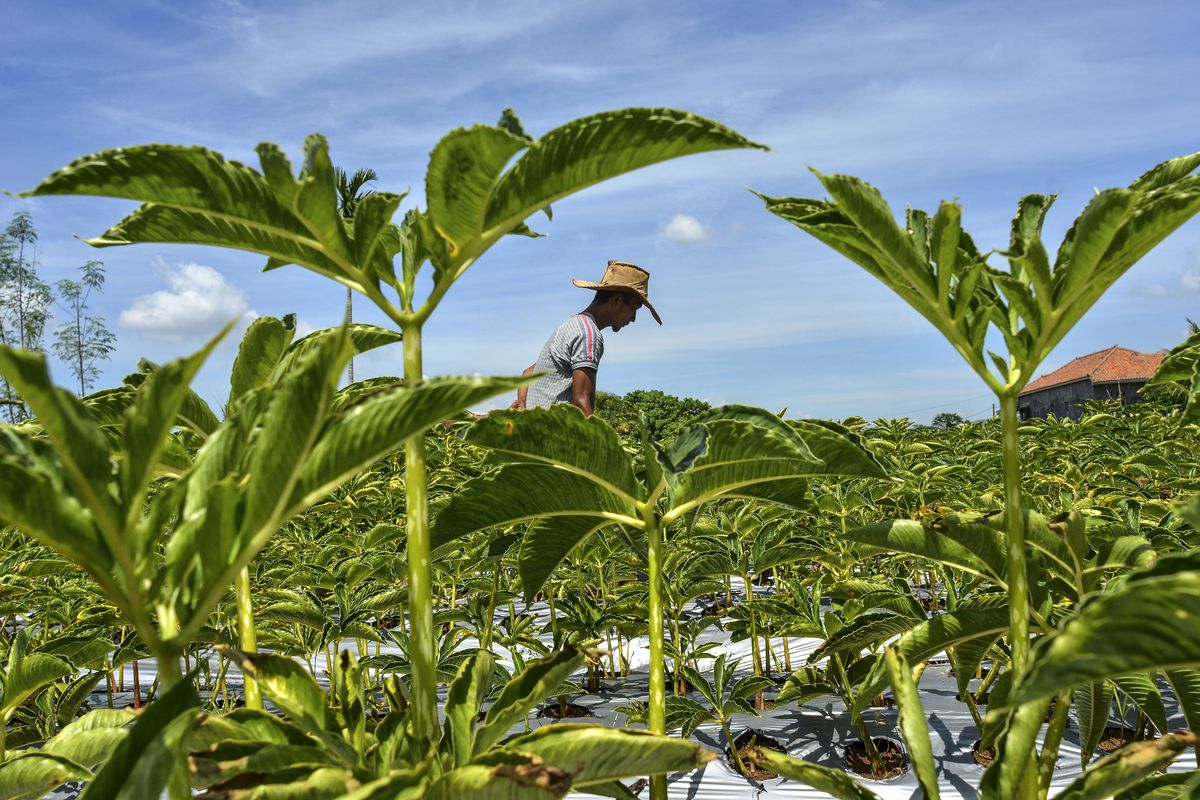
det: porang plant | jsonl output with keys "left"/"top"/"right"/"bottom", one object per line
{"left": 2, "top": 108, "right": 768, "bottom": 796}
{"left": 751, "top": 155, "right": 1200, "bottom": 798}
{"left": 430, "top": 404, "right": 884, "bottom": 798}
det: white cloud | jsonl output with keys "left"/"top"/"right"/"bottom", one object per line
{"left": 661, "top": 214, "right": 713, "bottom": 245}
{"left": 1181, "top": 267, "right": 1200, "bottom": 293}
{"left": 120, "top": 261, "right": 253, "bottom": 340}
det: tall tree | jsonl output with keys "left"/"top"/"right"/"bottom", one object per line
{"left": 334, "top": 166, "right": 378, "bottom": 382}
{"left": 0, "top": 211, "right": 52, "bottom": 421}
{"left": 52, "top": 260, "right": 116, "bottom": 395}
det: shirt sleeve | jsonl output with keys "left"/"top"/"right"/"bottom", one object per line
{"left": 567, "top": 316, "right": 602, "bottom": 371}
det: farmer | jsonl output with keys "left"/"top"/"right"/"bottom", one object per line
{"left": 511, "top": 260, "right": 661, "bottom": 416}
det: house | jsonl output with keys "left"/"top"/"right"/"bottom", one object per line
{"left": 1018, "top": 346, "right": 1165, "bottom": 420}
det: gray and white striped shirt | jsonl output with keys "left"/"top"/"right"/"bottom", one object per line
{"left": 526, "top": 313, "right": 604, "bottom": 408}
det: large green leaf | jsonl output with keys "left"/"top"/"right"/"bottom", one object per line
{"left": 1011, "top": 572, "right": 1200, "bottom": 705}
{"left": 426, "top": 125, "right": 529, "bottom": 258}
{"left": 0, "top": 753, "right": 90, "bottom": 800}
{"left": 229, "top": 315, "right": 297, "bottom": 404}
{"left": 22, "top": 137, "right": 359, "bottom": 282}
{"left": 1110, "top": 673, "right": 1169, "bottom": 737}
{"left": 432, "top": 465, "right": 637, "bottom": 552}
{"left": 1164, "top": 669, "right": 1200, "bottom": 732}
{"left": 228, "top": 651, "right": 335, "bottom": 734}
{"left": 78, "top": 673, "right": 200, "bottom": 800}
{"left": 444, "top": 650, "right": 496, "bottom": 768}
{"left": 1074, "top": 681, "right": 1115, "bottom": 768}
{"left": 501, "top": 725, "right": 715, "bottom": 787}
{"left": 1, "top": 652, "right": 75, "bottom": 715}
{"left": 518, "top": 515, "right": 616, "bottom": 602}
{"left": 747, "top": 747, "right": 881, "bottom": 800}
{"left": 482, "top": 108, "right": 766, "bottom": 237}
{"left": 289, "top": 375, "right": 529, "bottom": 516}
{"left": 883, "top": 648, "right": 940, "bottom": 800}
{"left": 1050, "top": 731, "right": 1200, "bottom": 800}
{"left": 466, "top": 407, "right": 641, "bottom": 502}
{"left": 1115, "top": 770, "right": 1200, "bottom": 800}
{"left": 42, "top": 709, "right": 134, "bottom": 769}
{"left": 0, "top": 347, "right": 117, "bottom": 530}
{"left": 845, "top": 519, "right": 1002, "bottom": 582}
{"left": 474, "top": 648, "right": 583, "bottom": 756}
{"left": 426, "top": 763, "right": 564, "bottom": 800}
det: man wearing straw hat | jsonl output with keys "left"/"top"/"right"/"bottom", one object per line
{"left": 512, "top": 261, "right": 662, "bottom": 416}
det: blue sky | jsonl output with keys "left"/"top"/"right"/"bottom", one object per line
{"left": 3, "top": 0, "right": 1199, "bottom": 423}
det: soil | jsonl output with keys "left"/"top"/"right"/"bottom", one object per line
{"left": 919, "top": 596, "right": 946, "bottom": 612}
{"left": 972, "top": 739, "right": 995, "bottom": 767}
{"left": 1097, "top": 726, "right": 1150, "bottom": 753}
{"left": 958, "top": 691, "right": 988, "bottom": 705}
{"left": 843, "top": 737, "right": 908, "bottom": 780}
{"left": 728, "top": 729, "right": 787, "bottom": 781}
{"left": 866, "top": 694, "right": 896, "bottom": 709}
{"left": 700, "top": 598, "right": 737, "bottom": 617}
{"left": 535, "top": 702, "right": 596, "bottom": 720}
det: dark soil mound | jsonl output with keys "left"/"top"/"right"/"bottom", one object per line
{"left": 843, "top": 737, "right": 908, "bottom": 780}
{"left": 728, "top": 729, "right": 787, "bottom": 781}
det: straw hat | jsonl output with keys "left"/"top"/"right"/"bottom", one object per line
{"left": 572, "top": 260, "right": 662, "bottom": 324}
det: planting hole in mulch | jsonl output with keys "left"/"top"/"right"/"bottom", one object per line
{"left": 728, "top": 729, "right": 787, "bottom": 781}
{"left": 972, "top": 739, "right": 995, "bottom": 767}
{"left": 1097, "top": 726, "right": 1151, "bottom": 753}
{"left": 866, "top": 694, "right": 896, "bottom": 709}
{"left": 957, "top": 691, "right": 989, "bottom": 705}
{"left": 536, "top": 702, "right": 596, "bottom": 720}
{"left": 700, "top": 598, "right": 737, "bottom": 617}
{"left": 843, "top": 737, "right": 908, "bottom": 780}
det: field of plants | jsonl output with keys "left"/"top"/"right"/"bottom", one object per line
{"left": 1, "top": 106, "right": 1199, "bottom": 800}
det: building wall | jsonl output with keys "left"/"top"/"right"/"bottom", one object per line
{"left": 1019, "top": 379, "right": 1150, "bottom": 420}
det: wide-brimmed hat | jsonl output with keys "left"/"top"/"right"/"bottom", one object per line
{"left": 572, "top": 260, "right": 662, "bottom": 324}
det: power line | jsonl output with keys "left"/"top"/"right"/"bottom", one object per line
{"left": 894, "top": 392, "right": 993, "bottom": 417}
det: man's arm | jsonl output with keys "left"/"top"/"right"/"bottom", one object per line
{"left": 570, "top": 367, "right": 597, "bottom": 416}
{"left": 510, "top": 363, "right": 537, "bottom": 409}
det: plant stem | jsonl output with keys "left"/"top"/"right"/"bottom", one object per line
{"left": 1037, "top": 690, "right": 1072, "bottom": 798}
{"left": 235, "top": 567, "right": 262, "bottom": 710}
{"left": 999, "top": 393, "right": 1029, "bottom": 673}
{"left": 645, "top": 508, "right": 667, "bottom": 800}
{"left": 401, "top": 323, "right": 438, "bottom": 746}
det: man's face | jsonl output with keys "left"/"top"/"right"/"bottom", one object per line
{"left": 611, "top": 294, "right": 642, "bottom": 331}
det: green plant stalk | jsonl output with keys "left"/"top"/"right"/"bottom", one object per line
{"left": 645, "top": 508, "right": 668, "bottom": 800}
{"left": 1037, "top": 690, "right": 1072, "bottom": 799}
{"left": 234, "top": 566, "right": 262, "bottom": 710}
{"left": 999, "top": 391, "right": 1040, "bottom": 800}
{"left": 482, "top": 564, "right": 501, "bottom": 650}
{"left": 720, "top": 717, "right": 749, "bottom": 776}
{"left": 401, "top": 323, "right": 438, "bottom": 746}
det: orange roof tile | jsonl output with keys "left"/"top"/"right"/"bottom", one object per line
{"left": 1021, "top": 346, "right": 1164, "bottom": 395}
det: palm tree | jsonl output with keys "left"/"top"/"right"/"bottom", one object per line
{"left": 334, "top": 167, "right": 378, "bottom": 382}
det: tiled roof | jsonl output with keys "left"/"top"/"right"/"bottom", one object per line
{"left": 1021, "top": 346, "right": 1164, "bottom": 395}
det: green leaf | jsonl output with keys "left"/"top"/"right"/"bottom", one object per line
{"left": 1164, "top": 669, "right": 1200, "bottom": 731}
{"left": 426, "top": 125, "right": 529, "bottom": 258}
{"left": 483, "top": 108, "right": 766, "bottom": 237}
{"left": 42, "top": 709, "right": 134, "bottom": 769}
{"left": 426, "top": 763, "right": 565, "bottom": 800}
{"left": 120, "top": 325, "right": 229, "bottom": 529}
{"left": 229, "top": 315, "right": 297, "bottom": 405}
{"left": 466, "top": 407, "right": 641, "bottom": 502}
{"left": 1115, "top": 769, "right": 1200, "bottom": 800}
{"left": 432, "top": 464, "right": 636, "bottom": 553}
{"left": 1074, "top": 681, "right": 1115, "bottom": 768}
{"left": 1011, "top": 572, "right": 1200, "bottom": 705}
{"left": 444, "top": 650, "right": 496, "bottom": 768}
{"left": 1, "top": 652, "right": 75, "bottom": 714}
{"left": 0, "top": 347, "right": 117, "bottom": 530}
{"left": 0, "top": 753, "right": 90, "bottom": 800}
{"left": 500, "top": 725, "right": 716, "bottom": 787}
{"left": 1053, "top": 188, "right": 1136, "bottom": 304}
{"left": 78, "top": 672, "right": 200, "bottom": 800}
{"left": 1110, "top": 673, "right": 1169, "bottom": 737}
{"left": 518, "top": 515, "right": 616, "bottom": 602}
{"left": 748, "top": 747, "right": 882, "bottom": 800}
{"left": 474, "top": 648, "right": 584, "bottom": 755}
{"left": 228, "top": 651, "right": 335, "bottom": 734}
{"left": 882, "top": 648, "right": 940, "bottom": 800}
{"left": 290, "top": 375, "right": 530, "bottom": 517}
{"left": 1050, "top": 731, "right": 1200, "bottom": 800}
{"left": 777, "top": 667, "right": 839, "bottom": 706}
{"left": 338, "top": 769, "right": 427, "bottom": 800}
{"left": 979, "top": 695, "right": 1052, "bottom": 800}
{"left": 845, "top": 518, "right": 1001, "bottom": 582}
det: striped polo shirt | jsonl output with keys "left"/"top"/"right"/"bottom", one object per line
{"left": 526, "top": 313, "right": 605, "bottom": 408}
